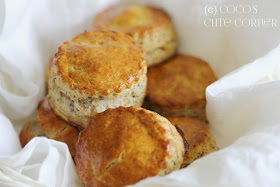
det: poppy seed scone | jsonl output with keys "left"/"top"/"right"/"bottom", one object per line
{"left": 48, "top": 31, "right": 147, "bottom": 128}
{"left": 75, "top": 106, "right": 185, "bottom": 187}
{"left": 19, "top": 98, "right": 79, "bottom": 157}
{"left": 144, "top": 54, "right": 217, "bottom": 122}
{"left": 92, "top": 5, "right": 177, "bottom": 67}
{"left": 168, "top": 117, "right": 218, "bottom": 167}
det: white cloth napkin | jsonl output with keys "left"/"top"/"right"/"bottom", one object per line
{"left": 0, "top": 136, "right": 82, "bottom": 187}
{"left": 0, "top": 0, "right": 280, "bottom": 186}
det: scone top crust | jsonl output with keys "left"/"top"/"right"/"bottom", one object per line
{"left": 146, "top": 54, "right": 217, "bottom": 107}
{"left": 54, "top": 30, "right": 146, "bottom": 96}
{"left": 92, "top": 5, "right": 172, "bottom": 37}
{"left": 75, "top": 106, "right": 182, "bottom": 187}
{"left": 168, "top": 117, "right": 212, "bottom": 149}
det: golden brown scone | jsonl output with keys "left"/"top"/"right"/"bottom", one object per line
{"left": 144, "top": 54, "right": 217, "bottom": 122}
{"left": 48, "top": 30, "right": 147, "bottom": 128}
{"left": 37, "top": 97, "right": 79, "bottom": 157}
{"left": 75, "top": 106, "right": 185, "bottom": 187}
{"left": 168, "top": 117, "right": 218, "bottom": 167}
{"left": 92, "top": 5, "right": 177, "bottom": 67}
{"left": 19, "top": 98, "right": 79, "bottom": 157}
{"left": 19, "top": 120, "right": 46, "bottom": 147}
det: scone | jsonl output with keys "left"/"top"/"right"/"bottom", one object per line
{"left": 48, "top": 31, "right": 147, "bottom": 128}
{"left": 168, "top": 117, "right": 218, "bottom": 167}
{"left": 144, "top": 54, "right": 217, "bottom": 122}
{"left": 92, "top": 5, "right": 176, "bottom": 67}
{"left": 19, "top": 120, "right": 46, "bottom": 147}
{"left": 75, "top": 106, "right": 185, "bottom": 187}
{"left": 19, "top": 98, "right": 79, "bottom": 157}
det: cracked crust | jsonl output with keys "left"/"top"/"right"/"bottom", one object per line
{"left": 144, "top": 54, "right": 217, "bottom": 122}
{"left": 48, "top": 31, "right": 147, "bottom": 128}
{"left": 168, "top": 117, "right": 218, "bottom": 166}
{"left": 92, "top": 5, "right": 177, "bottom": 67}
{"left": 75, "top": 106, "right": 184, "bottom": 187}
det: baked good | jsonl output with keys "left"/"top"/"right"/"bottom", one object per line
{"left": 45, "top": 56, "right": 53, "bottom": 85}
{"left": 37, "top": 97, "right": 79, "bottom": 157}
{"left": 19, "top": 98, "right": 79, "bottom": 157}
{"left": 75, "top": 106, "right": 185, "bottom": 187}
{"left": 48, "top": 31, "right": 147, "bottom": 128}
{"left": 92, "top": 5, "right": 176, "bottom": 67}
{"left": 19, "top": 120, "right": 46, "bottom": 147}
{"left": 144, "top": 54, "right": 217, "bottom": 122}
{"left": 168, "top": 117, "right": 218, "bottom": 166}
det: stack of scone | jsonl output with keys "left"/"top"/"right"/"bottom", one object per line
{"left": 20, "top": 4, "right": 219, "bottom": 187}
